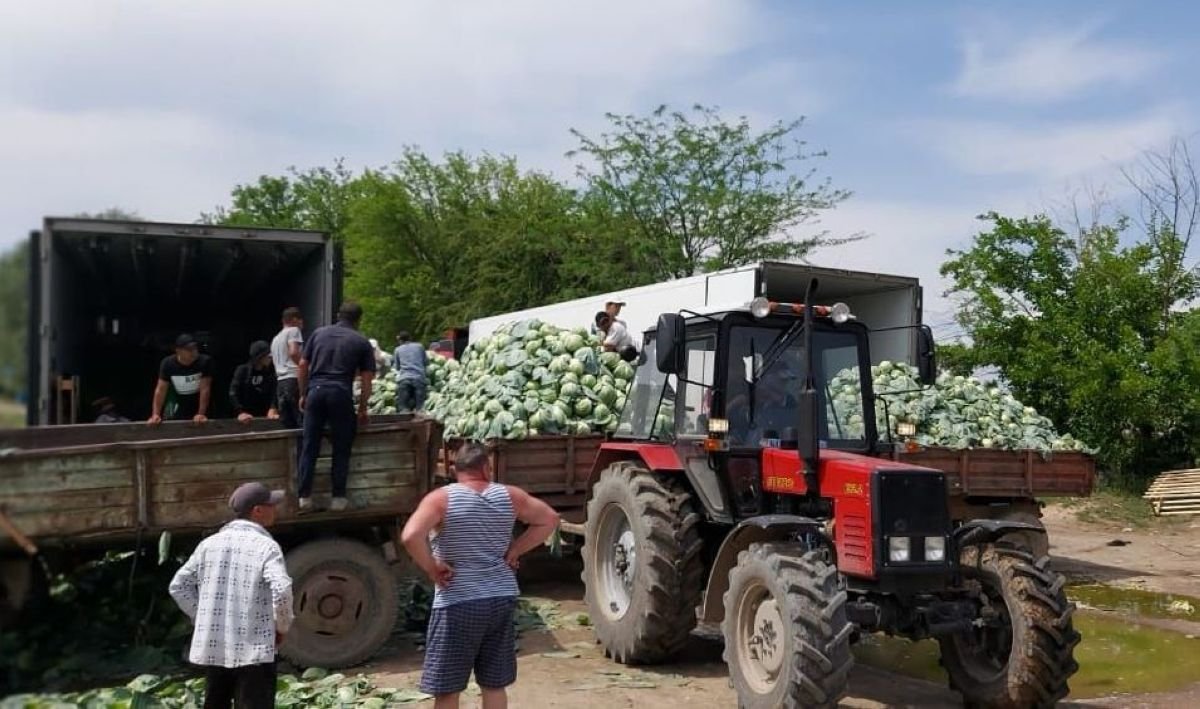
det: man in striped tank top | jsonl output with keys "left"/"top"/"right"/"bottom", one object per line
{"left": 401, "top": 442, "right": 559, "bottom": 709}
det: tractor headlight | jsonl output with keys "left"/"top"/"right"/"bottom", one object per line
{"left": 830, "top": 302, "right": 853, "bottom": 324}
{"left": 888, "top": 536, "right": 910, "bottom": 562}
{"left": 924, "top": 536, "right": 946, "bottom": 562}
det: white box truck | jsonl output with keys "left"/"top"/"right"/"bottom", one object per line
{"left": 468, "top": 261, "right": 924, "bottom": 365}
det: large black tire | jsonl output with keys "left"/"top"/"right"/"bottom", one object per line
{"left": 281, "top": 538, "right": 398, "bottom": 669}
{"left": 994, "top": 509, "right": 1050, "bottom": 559}
{"left": 581, "top": 462, "right": 704, "bottom": 664}
{"left": 939, "top": 545, "right": 1080, "bottom": 708}
{"left": 722, "top": 543, "right": 853, "bottom": 709}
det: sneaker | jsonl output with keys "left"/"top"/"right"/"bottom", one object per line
{"left": 330, "top": 497, "right": 349, "bottom": 512}
{"left": 298, "top": 497, "right": 314, "bottom": 514}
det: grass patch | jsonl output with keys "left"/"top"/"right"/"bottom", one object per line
{"left": 1056, "top": 490, "right": 1177, "bottom": 529}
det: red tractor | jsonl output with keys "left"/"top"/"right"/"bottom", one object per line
{"left": 578, "top": 285, "right": 1080, "bottom": 708}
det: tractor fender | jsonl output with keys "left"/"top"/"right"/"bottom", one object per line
{"left": 699, "top": 514, "right": 827, "bottom": 624}
{"left": 953, "top": 519, "right": 1044, "bottom": 550}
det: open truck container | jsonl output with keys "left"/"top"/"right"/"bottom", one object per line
{"left": 27, "top": 218, "right": 338, "bottom": 425}
{"left": 0, "top": 415, "right": 441, "bottom": 668}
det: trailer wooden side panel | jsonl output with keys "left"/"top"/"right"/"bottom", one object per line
{"left": 886, "top": 448, "right": 1095, "bottom": 499}
{"left": 0, "top": 417, "right": 441, "bottom": 551}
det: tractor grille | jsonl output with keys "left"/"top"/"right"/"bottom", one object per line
{"left": 877, "top": 470, "right": 949, "bottom": 536}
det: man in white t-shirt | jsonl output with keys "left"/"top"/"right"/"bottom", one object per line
{"left": 271, "top": 307, "right": 305, "bottom": 431}
{"left": 595, "top": 312, "right": 637, "bottom": 361}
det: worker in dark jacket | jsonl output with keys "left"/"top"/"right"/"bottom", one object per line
{"left": 230, "top": 341, "right": 279, "bottom": 423}
{"left": 296, "top": 301, "right": 376, "bottom": 513}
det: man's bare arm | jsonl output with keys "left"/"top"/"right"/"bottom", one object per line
{"left": 196, "top": 377, "right": 212, "bottom": 420}
{"left": 149, "top": 380, "right": 168, "bottom": 423}
{"left": 400, "top": 489, "right": 452, "bottom": 586}
{"left": 506, "top": 486, "right": 560, "bottom": 564}
{"left": 288, "top": 340, "right": 302, "bottom": 365}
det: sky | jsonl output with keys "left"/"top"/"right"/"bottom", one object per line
{"left": 1, "top": 0, "right": 1195, "bottom": 330}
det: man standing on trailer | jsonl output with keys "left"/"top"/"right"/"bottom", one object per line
{"left": 401, "top": 442, "right": 559, "bottom": 709}
{"left": 169, "top": 482, "right": 293, "bottom": 709}
{"left": 296, "top": 301, "right": 376, "bottom": 513}
{"left": 148, "top": 334, "right": 213, "bottom": 424}
{"left": 271, "top": 307, "right": 305, "bottom": 430}
{"left": 392, "top": 331, "right": 428, "bottom": 413}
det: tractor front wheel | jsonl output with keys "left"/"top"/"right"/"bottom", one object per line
{"left": 939, "top": 544, "right": 1080, "bottom": 708}
{"left": 722, "top": 543, "right": 853, "bottom": 709}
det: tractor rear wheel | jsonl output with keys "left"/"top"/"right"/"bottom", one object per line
{"left": 939, "top": 544, "right": 1080, "bottom": 708}
{"left": 581, "top": 461, "right": 704, "bottom": 664}
{"left": 722, "top": 543, "right": 853, "bottom": 709}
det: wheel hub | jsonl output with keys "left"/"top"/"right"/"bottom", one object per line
{"left": 736, "top": 583, "right": 786, "bottom": 695}
{"left": 295, "top": 571, "right": 368, "bottom": 636}
{"left": 597, "top": 504, "right": 637, "bottom": 619}
{"left": 750, "top": 598, "right": 784, "bottom": 675}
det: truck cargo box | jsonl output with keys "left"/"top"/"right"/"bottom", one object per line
{"left": 27, "top": 218, "right": 339, "bottom": 425}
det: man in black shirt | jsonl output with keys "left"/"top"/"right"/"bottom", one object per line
{"left": 150, "top": 334, "right": 213, "bottom": 424}
{"left": 230, "top": 340, "right": 279, "bottom": 423}
{"left": 297, "top": 301, "right": 376, "bottom": 512}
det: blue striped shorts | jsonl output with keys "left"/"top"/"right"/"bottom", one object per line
{"left": 420, "top": 596, "right": 518, "bottom": 695}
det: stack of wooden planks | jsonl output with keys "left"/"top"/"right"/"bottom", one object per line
{"left": 1144, "top": 468, "right": 1200, "bottom": 516}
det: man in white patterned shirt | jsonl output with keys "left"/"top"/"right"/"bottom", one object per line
{"left": 170, "top": 482, "right": 294, "bottom": 708}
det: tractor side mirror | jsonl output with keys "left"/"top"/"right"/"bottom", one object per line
{"left": 916, "top": 325, "right": 937, "bottom": 386}
{"left": 655, "top": 313, "right": 687, "bottom": 374}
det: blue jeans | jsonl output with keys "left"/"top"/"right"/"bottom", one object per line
{"left": 297, "top": 384, "right": 357, "bottom": 498}
{"left": 397, "top": 379, "right": 427, "bottom": 413}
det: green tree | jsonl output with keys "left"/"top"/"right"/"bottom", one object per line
{"left": 941, "top": 212, "right": 1200, "bottom": 484}
{"left": 204, "top": 161, "right": 360, "bottom": 240}
{"left": 346, "top": 150, "right": 655, "bottom": 340}
{"left": 570, "top": 104, "right": 857, "bottom": 279}
{"left": 0, "top": 242, "right": 28, "bottom": 399}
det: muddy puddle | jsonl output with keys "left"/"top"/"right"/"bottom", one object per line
{"left": 852, "top": 588, "right": 1200, "bottom": 698}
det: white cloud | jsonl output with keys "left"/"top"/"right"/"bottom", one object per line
{"left": 0, "top": 0, "right": 796, "bottom": 250}
{"left": 952, "top": 25, "right": 1164, "bottom": 102}
{"left": 919, "top": 107, "right": 1184, "bottom": 180}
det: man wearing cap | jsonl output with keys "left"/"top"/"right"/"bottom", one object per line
{"left": 230, "top": 341, "right": 279, "bottom": 423}
{"left": 595, "top": 312, "right": 637, "bottom": 362}
{"left": 297, "top": 301, "right": 376, "bottom": 513}
{"left": 149, "top": 334, "right": 213, "bottom": 425}
{"left": 590, "top": 300, "right": 627, "bottom": 335}
{"left": 169, "top": 482, "right": 293, "bottom": 709}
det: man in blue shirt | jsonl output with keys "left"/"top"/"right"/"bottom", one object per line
{"left": 296, "top": 301, "right": 376, "bottom": 512}
{"left": 392, "top": 331, "right": 428, "bottom": 413}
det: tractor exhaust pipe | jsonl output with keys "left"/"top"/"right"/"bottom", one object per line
{"left": 797, "top": 278, "right": 821, "bottom": 499}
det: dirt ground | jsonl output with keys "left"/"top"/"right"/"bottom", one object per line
{"left": 364, "top": 504, "right": 1200, "bottom": 708}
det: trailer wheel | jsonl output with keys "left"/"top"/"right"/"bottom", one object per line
{"left": 281, "top": 538, "right": 398, "bottom": 669}
{"left": 939, "top": 545, "right": 1080, "bottom": 708}
{"left": 722, "top": 543, "right": 852, "bottom": 709}
{"left": 581, "top": 462, "right": 704, "bottom": 664}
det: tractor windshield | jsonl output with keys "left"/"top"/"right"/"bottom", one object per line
{"left": 615, "top": 339, "right": 674, "bottom": 440}
{"left": 725, "top": 325, "right": 869, "bottom": 449}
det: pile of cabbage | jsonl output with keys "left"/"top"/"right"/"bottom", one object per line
{"left": 369, "top": 319, "right": 635, "bottom": 440}
{"left": 828, "top": 361, "right": 1092, "bottom": 452}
